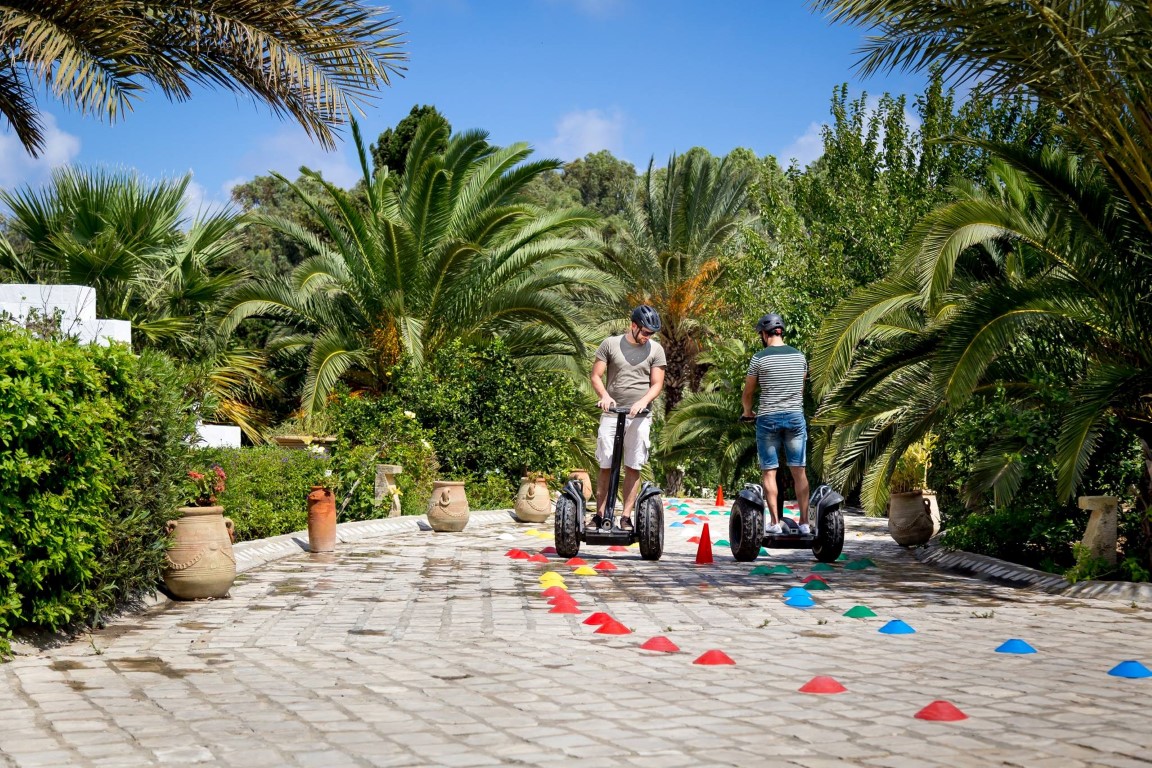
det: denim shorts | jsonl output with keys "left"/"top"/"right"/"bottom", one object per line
{"left": 755, "top": 412, "right": 807, "bottom": 470}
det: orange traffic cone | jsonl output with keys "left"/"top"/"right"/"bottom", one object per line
{"left": 715, "top": 485, "right": 724, "bottom": 507}
{"left": 695, "top": 522, "right": 714, "bottom": 565}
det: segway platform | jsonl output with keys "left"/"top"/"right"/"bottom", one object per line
{"left": 553, "top": 407, "right": 664, "bottom": 560}
{"left": 728, "top": 483, "right": 846, "bottom": 562}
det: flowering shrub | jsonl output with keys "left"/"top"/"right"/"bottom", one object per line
{"left": 186, "top": 464, "right": 227, "bottom": 506}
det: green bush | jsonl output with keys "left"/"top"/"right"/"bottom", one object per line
{"left": 398, "top": 338, "right": 594, "bottom": 484}
{"left": 324, "top": 395, "right": 439, "bottom": 519}
{"left": 0, "top": 329, "right": 195, "bottom": 655}
{"left": 194, "top": 446, "right": 329, "bottom": 540}
{"left": 932, "top": 385, "right": 1144, "bottom": 575}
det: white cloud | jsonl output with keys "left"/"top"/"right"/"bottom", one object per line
{"left": 540, "top": 108, "right": 626, "bottom": 162}
{"left": 238, "top": 129, "right": 360, "bottom": 188}
{"left": 780, "top": 122, "right": 824, "bottom": 169}
{"left": 0, "top": 113, "right": 81, "bottom": 190}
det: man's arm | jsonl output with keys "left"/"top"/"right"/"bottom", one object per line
{"left": 591, "top": 358, "right": 614, "bottom": 411}
{"left": 629, "top": 365, "right": 665, "bottom": 417}
{"left": 742, "top": 375, "right": 758, "bottom": 418}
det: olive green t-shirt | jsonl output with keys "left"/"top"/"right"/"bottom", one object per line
{"left": 595, "top": 334, "right": 667, "bottom": 408}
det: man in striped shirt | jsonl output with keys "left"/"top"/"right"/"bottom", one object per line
{"left": 740, "top": 313, "right": 810, "bottom": 535}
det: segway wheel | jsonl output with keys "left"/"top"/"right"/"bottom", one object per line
{"left": 812, "top": 505, "right": 844, "bottom": 563}
{"left": 554, "top": 495, "right": 581, "bottom": 558}
{"left": 636, "top": 495, "right": 664, "bottom": 561}
{"left": 729, "top": 497, "right": 762, "bottom": 562}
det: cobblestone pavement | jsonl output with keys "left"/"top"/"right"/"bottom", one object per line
{"left": 2, "top": 504, "right": 1151, "bottom": 768}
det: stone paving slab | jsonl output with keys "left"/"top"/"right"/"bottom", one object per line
{"left": 2, "top": 504, "right": 1151, "bottom": 767}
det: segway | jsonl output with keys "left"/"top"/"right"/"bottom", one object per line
{"left": 554, "top": 407, "right": 664, "bottom": 560}
{"left": 729, "top": 482, "right": 845, "bottom": 563}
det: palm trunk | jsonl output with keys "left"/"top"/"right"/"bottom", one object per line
{"left": 661, "top": 333, "right": 696, "bottom": 497}
{"left": 1138, "top": 436, "right": 1152, "bottom": 574}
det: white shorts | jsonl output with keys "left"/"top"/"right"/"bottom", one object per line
{"left": 596, "top": 412, "right": 652, "bottom": 470}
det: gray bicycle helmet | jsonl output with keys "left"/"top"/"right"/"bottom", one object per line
{"left": 756, "top": 313, "right": 785, "bottom": 335}
{"left": 631, "top": 304, "right": 662, "bottom": 332}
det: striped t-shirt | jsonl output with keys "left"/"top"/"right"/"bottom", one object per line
{"left": 747, "top": 345, "right": 807, "bottom": 415}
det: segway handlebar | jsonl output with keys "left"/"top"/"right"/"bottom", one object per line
{"left": 607, "top": 406, "right": 651, "bottom": 416}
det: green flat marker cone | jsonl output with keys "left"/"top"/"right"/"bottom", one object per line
{"left": 811, "top": 563, "right": 835, "bottom": 572}
{"left": 709, "top": 510, "right": 721, "bottom": 515}
{"left": 770, "top": 565, "right": 793, "bottom": 575}
{"left": 716, "top": 539, "right": 730, "bottom": 547}
{"left": 844, "top": 605, "right": 877, "bottom": 618}
{"left": 750, "top": 565, "right": 774, "bottom": 575}
{"left": 759, "top": 547, "right": 770, "bottom": 556}
{"left": 804, "top": 580, "right": 830, "bottom": 591}
{"left": 844, "top": 561, "right": 867, "bottom": 570}
{"left": 836, "top": 554, "right": 849, "bottom": 561}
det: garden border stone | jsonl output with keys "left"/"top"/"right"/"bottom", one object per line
{"left": 915, "top": 539, "right": 1152, "bottom": 604}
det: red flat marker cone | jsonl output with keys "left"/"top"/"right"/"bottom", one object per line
{"left": 693, "top": 649, "right": 735, "bottom": 665}
{"left": 802, "top": 575, "right": 827, "bottom": 584}
{"left": 527, "top": 553, "right": 549, "bottom": 563}
{"left": 695, "top": 523, "right": 714, "bottom": 565}
{"left": 608, "top": 545, "right": 629, "bottom": 552}
{"left": 541, "top": 546, "right": 557, "bottom": 554}
{"left": 566, "top": 557, "right": 587, "bottom": 566}
{"left": 640, "top": 636, "right": 680, "bottom": 653}
{"left": 687, "top": 536, "right": 701, "bottom": 544}
{"left": 548, "top": 594, "right": 578, "bottom": 605}
{"left": 508, "top": 549, "right": 529, "bottom": 559}
{"left": 593, "top": 560, "right": 617, "bottom": 571}
{"left": 715, "top": 485, "right": 724, "bottom": 507}
{"left": 549, "top": 602, "right": 581, "bottom": 614}
{"left": 594, "top": 619, "right": 632, "bottom": 635}
{"left": 541, "top": 586, "right": 568, "bottom": 597}
{"left": 583, "top": 612, "right": 612, "bottom": 626}
{"left": 799, "top": 676, "right": 846, "bottom": 694}
{"left": 915, "top": 701, "right": 968, "bottom": 721}
{"left": 684, "top": 519, "right": 697, "bottom": 526}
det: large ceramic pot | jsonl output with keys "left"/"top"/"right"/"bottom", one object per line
{"left": 514, "top": 476, "right": 552, "bottom": 524}
{"left": 307, "top": 485, "right": 337, "bottom": 553}
{"left": 568, "top": 469, "right": 593, "bottom": 502}
{"left": 427, "top": 480, "right": 470, "bottom": 532}
{"left": 888, "top": 490, "right": 941, "bottom": 547}
{"left": 164, "top": 506, "right": 236, "bottom": 599}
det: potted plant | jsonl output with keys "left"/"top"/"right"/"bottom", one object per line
{"left": 163, "top": 463, "right": 237, "bottom": 599}
{"left": 427, "top": 477, "right": 470, "bottom": 532}
{"left": 307, "top": 469, "right": 338, "bottom": 553}
{"left": 514, "top": 472, "right": 553, "bottom": 524}
{"left": 887, "top": 435, "right": 941, "bottom": 547}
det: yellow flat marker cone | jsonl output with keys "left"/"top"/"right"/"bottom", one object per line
{"left": 524, "top": 529, "right": 540, "bottom": 535}
{"left": 628, "top": 543, "right": 640, "bottom": 548}
{"left": 573, "top": 566, "right": 598, "bottom": 576}
{"left": 538, "top": 573, "right": 566, "bottom": 585}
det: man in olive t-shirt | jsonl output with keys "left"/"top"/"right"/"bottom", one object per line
{"left": 589, "top": 305, "right": 666, "bottom": 529}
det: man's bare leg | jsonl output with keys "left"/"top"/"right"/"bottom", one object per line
{"left": 790, "top": 466, "right": 810, "bottom": 527}
{"left": 596, "top": 467, "right": 612, "bottom": 520}
{"left": 760, "top": 468, "right": 780, "bottom": 526}
{"left": 620, "top": 467, "right": 641, "bottom": 526}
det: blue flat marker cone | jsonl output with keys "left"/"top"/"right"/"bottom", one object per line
{"left": 670, "top": 522, "right": 684, "bottom": 528}
{"left": 878, "top": 620, "right": 916, "bottom": 635}
{"left": 784, "top": 586, "right": 809, "bottom": 598}
{"left": 995, "top": 639, "right": 1036, "bottom": 654}
{"left": 785, "top": 593, "right": 815, "bottom": 608}
{"left": 1108, "top": 660, "right": 1152, "bottom": 678}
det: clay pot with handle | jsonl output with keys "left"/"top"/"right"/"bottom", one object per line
{"left": 163, "top": 506, "right": 236, "bottom": 599}
{"left": 514, "top": 476, "right": 552, "bottom": 523}
{"left": 427, "top": 480, "right": 470, "bottom": 532}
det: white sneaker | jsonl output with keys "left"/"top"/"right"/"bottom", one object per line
{"left": 765, "top": 523, "right": 784, "bottom": 535}
{"left": 798, "top": 523, "right": 811, "bottom": 535}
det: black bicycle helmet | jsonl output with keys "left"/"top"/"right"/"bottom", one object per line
{"left": 756, "top": 313, "right": 785, "bottom": 335}
{"left": 631, "top": 304, "right": 661, "bottom": 332}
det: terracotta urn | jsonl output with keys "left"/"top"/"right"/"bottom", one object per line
{"left": 163, "top": 506, "right": 236, "bottom": 599}
{"left": 888, "top": 490, "right": 941, "bottom": 547}
{"left": 307, "top": 485, "right": 337, "bottom": 553}
{"left": 514, "top": 476, "right": 552, "bottom": 524}
{"left": 427, "top": 480, "right": 470, "bottom": 532}
{"left": 568, "top": 468, "right": 593, "bottom": 502}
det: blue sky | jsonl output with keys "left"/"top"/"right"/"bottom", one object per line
{"left": 0, "top": 1, "right": 927, "bottom": 212}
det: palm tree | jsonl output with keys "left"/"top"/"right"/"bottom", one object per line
{"left": 222, "top": 118, "right": 602, "bottom": 416}
{"left": 812, "top": 0, "right": 1152, "bottom": 242}
{"left": 0, "top": 166, "right": 276, "bottom": 438}
{"left": 810, "top": 144, "right": 1152, "bottom": 515}
{"left": 0, "top": 0, "right": 406, "bottom": 156}
{"left": 592, "top": 152, "right": 752, "bottom": 415}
